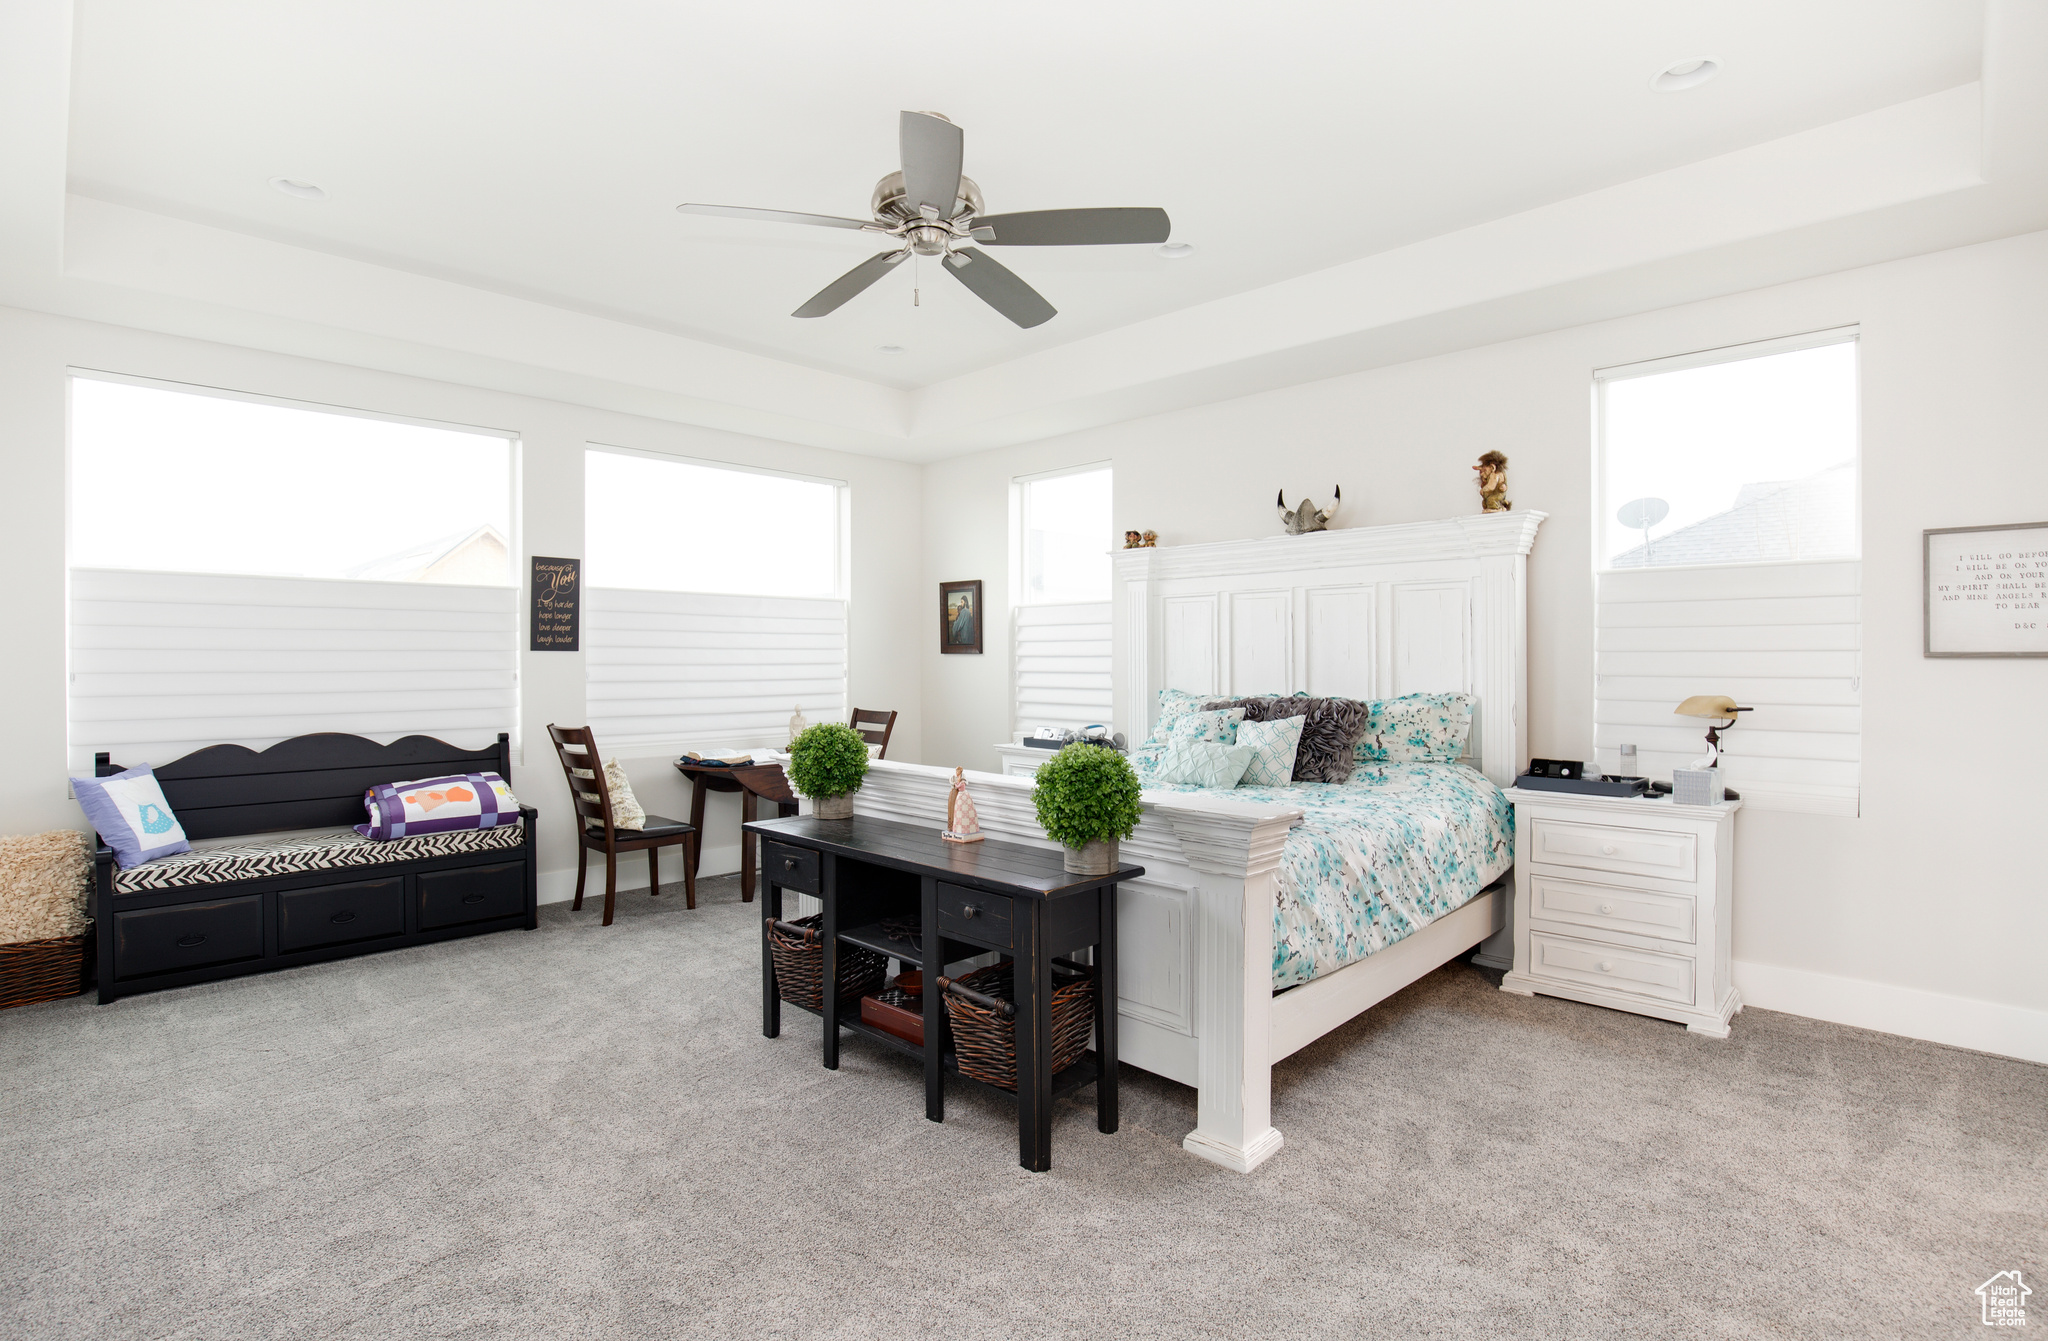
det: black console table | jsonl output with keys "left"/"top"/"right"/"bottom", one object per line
{"left": 742, "top": 814, "right": 1142, "bottom": 1172}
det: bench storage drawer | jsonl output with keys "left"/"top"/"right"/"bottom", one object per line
{"left": 278, "top": 877, "right": 406, "bottom": 953}
{"left": 115, "top": 895, "right": 264, "bottom": 979}
{"left": 418, "top": 862, "right": 526, "bottom": 930}
{"left": 762, "top": 841, "right": 820, "bottom": 894}
{"left": 936, "top": 883, "right": 1013, "bottom": 949}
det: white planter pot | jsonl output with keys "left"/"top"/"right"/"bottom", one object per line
{"left": 812, "top": 792, "right": 855, "bottom": 820}
{"left": 1063, "top": 837, "right": 1118, "bottom": 876}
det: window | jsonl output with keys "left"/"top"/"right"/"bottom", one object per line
{"left": 582, "top": 447, "right": 847, "bottom": 753}
{"left": 1012, "top": 466, "right": 1113, "bottom": 738}
{"left": 67, "top": 374, "right": 517, "bottom": 768}
{"left": 1593, "top": 330, "right": 1861, "bottom": 815}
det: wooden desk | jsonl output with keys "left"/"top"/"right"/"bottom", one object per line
{"left": 744, "top": 814, "right": 1141, "bottom": 1172}
{"left": 674, "top": 761, "right": 798, "bottom": 904}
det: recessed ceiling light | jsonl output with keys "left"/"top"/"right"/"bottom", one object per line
{"left": 269, "top": 177, "right": 326, "bottom": 200}
{"left": 1157, "top": 242, "right": 1195, "bottom": 259}
{"left": 878, "top": 344, "right": 906, "bottom": 354}
{"left": 1650, "top": 58, "right": 1719, "bottom": 93}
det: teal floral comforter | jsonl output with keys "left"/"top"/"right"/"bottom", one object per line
{"left": 1137, "top": 762, "right": 1513, "bottom": 989}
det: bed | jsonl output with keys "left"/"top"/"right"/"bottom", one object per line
{"left": 1137, "top": 762, "right": 1513, "bottom": 991}
{"left": 848, "top": 509, "right": 1545, "bottom": 1172}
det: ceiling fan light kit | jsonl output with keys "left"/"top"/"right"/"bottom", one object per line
{"left": 678, "top": 111, "right": 1171, "bottom": 329}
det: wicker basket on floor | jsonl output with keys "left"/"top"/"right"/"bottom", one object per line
{"left": 0, "top": 933, "right": 92, "bottom": 1010}
{"left": 939, "top": 960, "right": 1094, "bottom": 1091}
{"left": 765, "top": 914, "right": 887, "bottom": 1011}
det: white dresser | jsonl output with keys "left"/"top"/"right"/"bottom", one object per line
{"left": 1499, "top": 787, "right": 1742, "bottom": 1037}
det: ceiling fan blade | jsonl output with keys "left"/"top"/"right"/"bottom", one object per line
{"left": 678, "top": 202, "right": 873, "bottom": 231}
{"left": 944, "top": 247, "right": 1056, "bottom": 329}
{"left": 792, "top": 250, "right": 907, "bottom": 318}
{"left": 900, "top": 112, "right": 964, "bottom": 217}
{"left": 974, "top": 208, "right": 1172, "bottom": 246}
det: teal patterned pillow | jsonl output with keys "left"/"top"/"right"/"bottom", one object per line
{"left": 1154, "top": 688, "right": 1212, "bottom": 732}
{"left": 1152, "top": 738, "right": 1254, "bottom": 788}
{"left": 1166, "top": 707, "right": 1243, "bottom": 746}
{"left": 1353, "top": 692, "right": 1474, "bottom": 764}
{"left": 1235, "top": 715, "right": 1305, "bottom": 786}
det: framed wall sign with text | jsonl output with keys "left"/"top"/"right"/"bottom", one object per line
{"left": 530, "top": 556, "right": 581, "bottom": 651}
{"left": 1924, "top": 522, "right": 2048, "bottom": 657}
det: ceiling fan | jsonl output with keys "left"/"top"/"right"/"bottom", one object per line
{"left": 678, "top": 111, "right": 1171, "bottom": 330}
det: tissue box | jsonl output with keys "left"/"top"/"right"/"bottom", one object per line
{"left": 1672, "top": 768, "right": 1725, "bottom": 806}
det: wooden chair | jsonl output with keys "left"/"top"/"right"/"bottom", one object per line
{"left": 546, "top": 724, "right": 698, "bottom": 925}
{"left": 848, "top": 707, "right": 898, "bottom": 759}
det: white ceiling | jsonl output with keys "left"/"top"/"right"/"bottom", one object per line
{"left": 66, "top": 0, "right": 1984, "bottom": 391}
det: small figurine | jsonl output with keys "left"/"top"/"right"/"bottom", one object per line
{"left": 788, "top": 705, "right": 808, "bottom": 743}
{"left": 942, "top": 767, "right": 985, "bottom": 844}
{"left": 1474, "top": 452, "right": 1511, "bottom": 512}
{"left": 1140, "top": 530, "right": 1157, "bottom": 547}
{"left": 1278, "top": 487, "right": 1341, "bottom": 535}
{"left": 1123, "top": 530, "right": 1144, "bottom": 549}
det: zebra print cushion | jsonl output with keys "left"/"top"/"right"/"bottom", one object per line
{"left": 112, "top": 822, "right": 525, "bottom": 894}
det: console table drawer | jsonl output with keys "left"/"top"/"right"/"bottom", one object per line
{"left": 1528, "top": 931, "right": 1695, "bottom": 1005}
{"left": 278, "top": 876, "right": 406, "bottom": 953}
{"left": 936, "top": 883, "right": 1012, "bottom": 949}
{"left": 115, "top": 895, "right": 263, "bottom": 979}
{"left": 1529, "top": 817, "right": 1697, "bottom": 884}
{"left": 418, "top": 862, "right": 525, "bottom": 930}
{"left": 762, "top": 841, "right": 819, "bottom": 894}
{"left": 1530, "top": 874, "right": 1695, "bottom": 945}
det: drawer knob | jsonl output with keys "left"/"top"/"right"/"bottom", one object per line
{"left": 331, "top": 911, "right": 358, "bottom": 925}
{"left": 1599, "top": 903, "right": 1614, "bottom": 915}
{"left": 1601, "top": 844, "right": 1619, "bottom": 856}
{"left": 1598, "top": 960, "right": 1614, "bottom": 973}
{"left": 783, "top": 857, "right": 800, "bottom": 870}
{"left": 175, "top": 933, "right": 206, "bottom": 948}
{"left": 462, "top": 893, "right": 486, "bottom": 905}
{"left": 961, "top": 904, "right": 980, "bottom": 918}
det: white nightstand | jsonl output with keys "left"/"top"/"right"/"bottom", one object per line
{"left": 992, "top": 741, "right": 1054, "bottom": 778}
{"left": 1499, "top": 787, "right": 1742, "bottom": 1037}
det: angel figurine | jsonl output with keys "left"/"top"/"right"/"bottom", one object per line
{"left": 942, "top": 766, "right": 985, "bottom": 844}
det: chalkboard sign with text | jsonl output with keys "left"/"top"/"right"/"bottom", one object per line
{"left": 530, "top": 556, "right": 581, "bottom": 651}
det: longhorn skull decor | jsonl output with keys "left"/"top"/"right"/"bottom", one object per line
{"left": 1278, "top": 487, "right": 1341, "bottom": 536}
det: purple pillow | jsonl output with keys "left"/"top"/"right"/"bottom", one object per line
{"left": 357, "top": 772, "right": 521, "bottom": 841}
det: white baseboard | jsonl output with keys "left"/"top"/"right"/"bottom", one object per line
{"left": 1734, "top": 959, "right": 2048, "bottom": 1066}
{"left": 538, "top": 842, "right": 742, "bottom": 905}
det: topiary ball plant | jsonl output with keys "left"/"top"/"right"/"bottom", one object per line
{"left": 1032, "top": 742, "right": 1143, "bottom": 854}
{"left": 787, "top": 722, "right": 870, "bottom": 800}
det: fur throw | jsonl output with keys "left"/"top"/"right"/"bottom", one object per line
{"left": 1207, "top": 696, "right": 1371, "bottom": 783}
{"left": 0, "top": 830, "right": 93, "bottom": 944}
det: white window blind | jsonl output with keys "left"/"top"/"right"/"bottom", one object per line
{"left": 1594, "top": 562, "right": 1861, "bottom": 815}
{"left": 1593, "top": 330, "right": 1861, "bottom": 816}
{"left": 582, "top": 446, "right": 849, "bottom": 755}
{"left": 69, "top": 569, "right": 516, "bottom": 769}
{"left": 1014, "top": 602, "right": 1113, "bottom": 738}
{"left": 584, "top": 588, "right": 847, "bottom": 755}
{"left": 66, "top": 374, "right": 518, "bottom": 771}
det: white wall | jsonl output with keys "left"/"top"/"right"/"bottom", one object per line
{"left": 919, "top": 228, "right": 2048, "bottom": 1055}
{"left": 0, "top": 304, "right": 924, "bottom": 901}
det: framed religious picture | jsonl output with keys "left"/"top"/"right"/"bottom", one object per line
{"left": 939, "top": 579, "right": 983, "bottom": 654}
{"left": 1924, "top": 521, "right": 2048, "bottom": 657}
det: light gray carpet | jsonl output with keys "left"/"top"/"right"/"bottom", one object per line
{"left": 3, "top": 876, "right": 2042, "bottom": 1340}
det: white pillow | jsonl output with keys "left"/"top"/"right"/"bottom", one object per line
{"left": 1151, "top": 738, "right": 1254, "bottom": 789}
{"left": 1236, "top": 715, "right": 1305, "bottom": 787}
{"left": 603, "top": 759, "right": 646, "bottom": 830}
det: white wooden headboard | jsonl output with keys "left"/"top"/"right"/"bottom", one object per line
{"left": 1111, "top": 512, "right": 1546, "bottom": 786}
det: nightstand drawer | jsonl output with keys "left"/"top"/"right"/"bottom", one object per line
{"left": 1530, "top": 874, "right": 1695, "bottom": 944}
{"left": 1529, "top": 817, "right": 1697, "bottom": 884}
{"left": 1528, "top": 931, "right": 1695, "bottom": 1005}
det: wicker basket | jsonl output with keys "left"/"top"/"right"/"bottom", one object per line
{"left": 765, "top": 915, "right": 887, "bottom": 1011}
{"left": 0, "top": 932, "right": 92, "bottom": 1010}
{"left": 940, "top": 960, "right": 1094, "bottom": 1091}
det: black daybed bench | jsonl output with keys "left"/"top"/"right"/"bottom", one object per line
{"left": 91, "top": 732, "right": 538, "bottom": 1004}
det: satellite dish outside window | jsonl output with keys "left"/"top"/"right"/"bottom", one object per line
{"left": 1617, "top": 496, "right": 1670, "bottom": 564}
